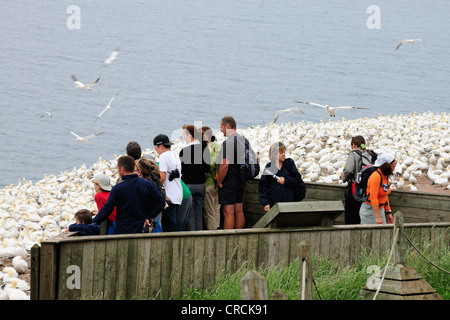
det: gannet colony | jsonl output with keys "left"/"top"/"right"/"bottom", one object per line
{"left": 0, "top": 111, "right": 449, "bottom": 299}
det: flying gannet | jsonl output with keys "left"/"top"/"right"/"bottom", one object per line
{"left": 294, "top": 101, "right": 367, "bottom": 117}
{"left": 395, "top": 39, "right": 424, "bottom": 50}
{"left": 273, "top": 107, "right": 304, "bottom": 123}
{"left": 71, "top": 75, "right": 100, "bottom": 91}
{"left": 70, "top": 131, "right": 104, "bottom": 143}
{"left": 104, "top": 49, "right": 119, "bottom": 65}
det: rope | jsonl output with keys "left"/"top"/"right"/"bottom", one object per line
{"left": 402, "top": 232, "right": 450, "bottom": 275}
{"left": 373, "top": 227, "right": 400, "bottom": 300}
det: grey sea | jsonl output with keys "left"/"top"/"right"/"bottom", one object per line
{"left": 1, "top": 0, "right": 449, "bottom": 187}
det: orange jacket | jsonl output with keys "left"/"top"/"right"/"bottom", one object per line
{"left": 365, "top": 168, "right": 391, "bottom": 211}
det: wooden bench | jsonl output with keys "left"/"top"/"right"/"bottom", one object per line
{"left": 252, "top": 201, "right": 344, "bottom": 228}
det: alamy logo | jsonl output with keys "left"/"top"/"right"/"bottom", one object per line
{"left": 66, "top": 5, "right": 81, "bottom": 30}
{"left": 366, "top": 5, "right": 381, "bottom": 30}
{"left": 66, "top": 265, "right": 81, "bottom": 289}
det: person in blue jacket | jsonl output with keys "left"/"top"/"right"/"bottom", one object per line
{"left": 93, "top": 155, "right": 166, "bottom": 234}
{"left": 258, "top": 142, "right": 305, "bottom": 212}
{"left": 68, "top": 209, "right": 100, "bottom": 235}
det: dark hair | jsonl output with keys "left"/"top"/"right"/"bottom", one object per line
{"left": 351, "top": 135, "right": 366, "bottom": 149}
{"left": 379, "top": 162, "right": 394, "bottom": 177}
{"left": 137, "top": 158, "right": 160, "bottom": 180}
{"left": 221, "top": 116, "right": 236, "bottom": 129}
{"left": 200, "top": 126, "right": 216, "bottom": 142}
{"left": 117, "top": 155, "right": 136, "bottom": 173}
{"left": 74, "top": 209, "right": 92, "bottom": 224}
{"left": 126, "top": 141, "right": 142, "bottom": 160}
{"left": 182, "top": 124, "right": 201, "bottom": 141}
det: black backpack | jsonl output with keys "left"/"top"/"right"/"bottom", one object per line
{"left": 234, "top": 135, "right": 260, "bottom": 181}
{"left": 148, "top": 171, "right": 168, "bottom": 203}
{"left": 352, "top": 166, "right": 382, "bottom": 202}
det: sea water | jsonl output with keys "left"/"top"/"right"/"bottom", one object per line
{"left": 0, "top": 0, "right": 449, "bottom": 187}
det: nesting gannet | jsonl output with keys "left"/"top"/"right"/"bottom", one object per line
{"left": 104, "top": 49, "right": 119, "bottom": 65}
{"left": 71, "top": 75, "right": 100, "bottom": 91}
{"left": 295, "top": 101, "right": 367, "bottom": 117}
{"left": 395, "top": 39, "right": 424, "bottom": 50}
{"left": 273, "top": 107, "right": 304, "bottom": 123}
{"left": 70, "top": 131, "right": 104, "bottom": 143}
{"left": 12, "top": 256, "right": 28, "bottom": 274}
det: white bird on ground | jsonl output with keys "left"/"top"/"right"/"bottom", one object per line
{"left": 71, "top": 75, "right": 100, "bottom": 91}
{"left": 395, "top": 39, "right": 424, "bottom": 50}
{"left": 0, "top": 286, "right": 30, "bottom": 300}
{"left": 12, "top": 256, "right": 28, "bottom": 274}
{"left": 70, "top": 131, "right": 104, "bottom": 143}
{"left": 273, "top": 107, "right": 304, "bottom": 123}
{"left": 104, "top": 49, "right": 119, "bottom": 65}
{"left": 294, "top": 101, "right": 367, "bottom": 117}
{"left": 2, "top": 267, "right": 18, "bottom": 282}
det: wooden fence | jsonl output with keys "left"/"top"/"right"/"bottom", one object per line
{"left": 244, "top": 180, "right": 450, "bottom": 227}
{"left": 32, "top": 221, "right": 449, "bottom": 300}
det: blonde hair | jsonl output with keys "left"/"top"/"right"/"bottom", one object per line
{"left": 269, "top": 142, "right": 286, "bottom": 159}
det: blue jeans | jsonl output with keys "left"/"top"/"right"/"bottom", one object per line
{"left": 176, "top": 195, "right": 192, "bottom": 232}
{"left": 186, "top": 184, "right": 206, "bottom": 231}
{"left": 162, "top": 203, "right": 179, "bottom": 232}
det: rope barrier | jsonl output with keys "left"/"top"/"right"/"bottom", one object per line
{"left": 402, "top": 232, "right": 450, "bottom": 275}
{"left": 373, "top": 227, "right": 400, "bottom": 300}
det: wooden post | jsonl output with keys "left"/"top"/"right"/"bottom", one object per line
{"left": 393, "top": 211, "right": 405, "bottom": 265}
{"left": 240, "top": 270, "right": 268, "bottom": 300}
{"left": 271, "top": 289, "right": 288, "bottom": 300}
{"left": 298, "top": 241, "right": 314, "bottom": 300}
{"left": 30, "top": 244, "right": 40, "bottom": 300}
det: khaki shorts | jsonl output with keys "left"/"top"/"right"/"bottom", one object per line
{"left": 359, "top": 202, "right": 387, "bottom": 224}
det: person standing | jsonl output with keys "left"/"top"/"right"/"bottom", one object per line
{"left": 200, "top": 126, "right": 221, "bottom": 230}
{"left": 92, "top": 156, "right": 166, "bottom": 234}
{"left": 153, "top": 134, "right": 183, "bottom": 232}
{"left": 179, "top": 124, "right": 210, "bottom": 231}
{"left": 359, "top": 152, "right": 396, "bottom": 225}
{"left": 341, "top": 135, "right": 366, "bottom": 224}
{"left": 217, "top": 116, "right": 248, "bottom": 229}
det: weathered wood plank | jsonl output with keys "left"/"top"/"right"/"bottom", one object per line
{"left": 80, "top": 241, "right": 95, "bottom": 300}
{"left": 114, "top": 239, "right": 129, "bottom": 300}
{"left": 104, "top": 239, "right": 118, "bottom": 300}
{"left": 136, "top": 238, "right": 151, "bottom": 299}
{"left": 93, "top": 240, "right": 106, "bottom": 299}
{"left": 149, "top": 238, "right": 162, "bottom": 299}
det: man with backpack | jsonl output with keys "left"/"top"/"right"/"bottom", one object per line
{"left": 341, "top": 136, "right": 373, "bottom": 224}
{"left": 217, "top": 116, "right": 259, "bottom": 229}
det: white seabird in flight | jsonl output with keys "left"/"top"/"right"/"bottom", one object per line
{"left": 104, "top": 49, "right": 119, "bottom": 65}
{"left": 71, "top": 75, "right": 100, "bottom": 91}
{"left": 294, "top": 101, "right": 367, "bottom": 117}
{"left": 70, "top": 131, "right": 104, "bottom": 143}
{"left": 273, "top": 107, "right": 304, "bottom": 123}
{"left": 40, "top": 111, "right": 53, "bottom": 119}
{"left": 93, "top": 92, "right": 120, "bottom": 124}
{"left": 395, "top": 39, "right": 424, "bottom": 50}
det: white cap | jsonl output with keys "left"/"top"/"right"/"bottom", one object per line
{"left": 92, "top": 173, "right": 112, "bottom": 191}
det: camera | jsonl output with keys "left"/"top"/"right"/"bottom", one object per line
{"left": 168, "top": 168, "right": 180, "bottom": 181}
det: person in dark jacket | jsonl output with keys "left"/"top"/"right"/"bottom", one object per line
{"left": 179, "top": 124, "right": 210, "bottom": 231}
{"left": 258, "top": 142, "right": 305, "bottom": 212}
{"left": 68, "top": 209, "right": 100, "bottom": 236}
{"left": 93, "top": 155, "right": 166, "bottom": 234}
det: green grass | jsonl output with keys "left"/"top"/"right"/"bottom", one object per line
{"left": 180, "top": 238, "right": 449, "bottom": 300}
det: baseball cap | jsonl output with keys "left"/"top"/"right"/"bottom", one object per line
{"left": 92, "top": 173, "right": 112, "bottom": 191}
{"left": 153, "top": 134, "right": 174, "bottom": 146}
